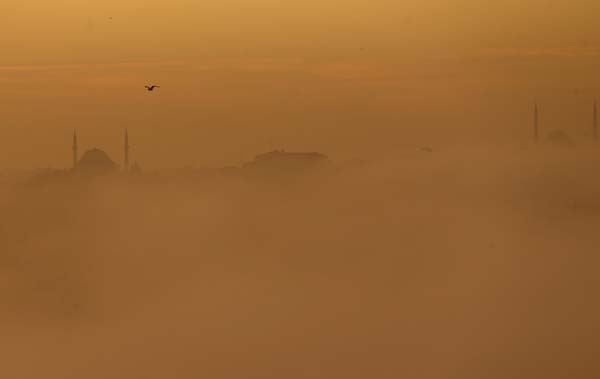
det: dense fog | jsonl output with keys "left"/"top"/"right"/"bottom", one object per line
{"left": 1, "top": 144, "right": 599, "bottom": 378}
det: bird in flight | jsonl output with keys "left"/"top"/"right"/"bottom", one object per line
{"left": 145, "top": 85, "right": 160, "bottom": 91}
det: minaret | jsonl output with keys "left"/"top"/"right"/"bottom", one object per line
{"left": 72, "top": 129, "right": 78, "bottom": 169}
{"left": 124, "top": 128, "right": 130, "bottom": 170}
{"left": 594, "top": 101, "right": 598, "bottom": 140}
{"left": 534, "top": 104, "right": 539, "bottom": 142}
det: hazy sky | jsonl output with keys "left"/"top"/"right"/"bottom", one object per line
{"left": 1, "top": 0, "right": 600, "bottom": 168}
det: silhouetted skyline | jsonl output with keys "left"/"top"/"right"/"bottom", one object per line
{"left": 2, "top": 3, "right": 600, "bottom": 378}
{"left": 1, "top": 0, "right": 599, "bottom": 169}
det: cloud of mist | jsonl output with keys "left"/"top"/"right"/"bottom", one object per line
{"left": 1, "top": 146, "right": 599, "bottom": 378}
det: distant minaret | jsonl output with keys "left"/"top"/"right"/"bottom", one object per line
{"left": 594, "top": 101, "right": 598, "bottom": 140}
{"left": 72, "top": 129, "right": 78, "bottom": 169}
{"left": 124, "top": 128, "right": 130, "bottom": 170}
{"left": 534, "top": 104, "right": 539, "bottom": 142}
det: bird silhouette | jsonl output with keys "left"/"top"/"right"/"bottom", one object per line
{"left": 145, "top": 85, "right": 160, "bottom": 91}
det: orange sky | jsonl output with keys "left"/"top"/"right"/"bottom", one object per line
{"left": 1, "top": 0, "right": 600, "bottom": 168}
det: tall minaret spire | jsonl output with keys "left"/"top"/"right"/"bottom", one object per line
{"left": 72, "top": 129, "right": 78, "bottom": 169}
{"left": 594, "top": 101, "right": 598, "bottom": 141}
{"left": 124, "top": 128, "right": 130, "bottom": 170}
{"left": 534, "top": 103, "right": 539, "bottom": 142}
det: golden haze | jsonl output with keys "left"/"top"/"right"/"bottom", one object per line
{"left": 1, "top": 1, "right": 600, "bottom": 378}
{"left": 1, "top": 0, "right": 599, "bottom": 167}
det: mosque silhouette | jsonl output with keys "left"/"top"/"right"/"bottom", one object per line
{"left": 71, "top": 129, "right": 133, "bottom": 174}
{"left": 68, "top": 129, "right": 326, "bottom": 176}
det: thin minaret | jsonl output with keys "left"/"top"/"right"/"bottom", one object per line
{"left": 72, "top": 129, "right": 78, "bottom": 169}
{"left": 124, "top": 128, "right": 130, "bottom": 170}
{"left": 594, "top": 101, "right": 598, "bottom": 140}
{"left": 534, "top": 104, "right": 539, "bottom": 142}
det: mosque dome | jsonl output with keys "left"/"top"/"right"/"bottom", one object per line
{"left": 75, "top": 148, "right": 118, "bottom": 173}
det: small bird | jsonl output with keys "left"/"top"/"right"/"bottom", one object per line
{"left": 145, "top": 85, "right": 160, "bottom": 91}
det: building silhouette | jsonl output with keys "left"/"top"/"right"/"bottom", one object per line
{"left": 71, "top": 130, "right": 132, "bottom": 174}
{"left": 245, "top": 150, "right": 328, "bottom": 172}
{"left": 75, "top": 148, "right": 118, "bottom": 173}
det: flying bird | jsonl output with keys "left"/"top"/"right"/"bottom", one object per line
{"left": 145, "top": 85, "right": 160, "bottom": 91}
